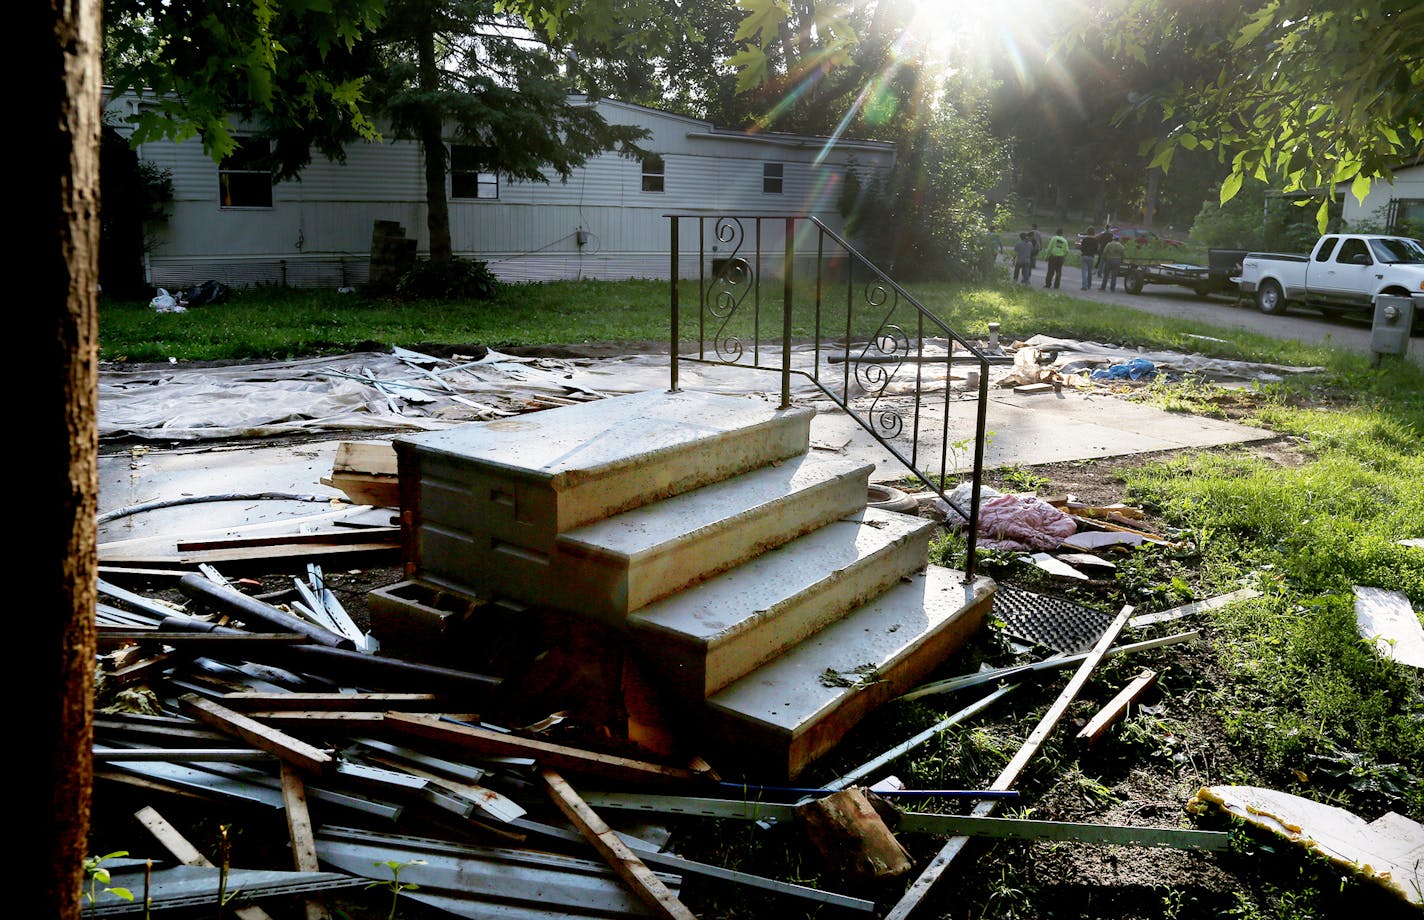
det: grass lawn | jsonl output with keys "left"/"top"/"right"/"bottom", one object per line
{"left": 97, "top": 278, "right": 1424, "bottom": 919}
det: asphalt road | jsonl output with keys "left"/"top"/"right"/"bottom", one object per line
{"left": 1015, "top": 258, "right": 1423, "bottom": 365}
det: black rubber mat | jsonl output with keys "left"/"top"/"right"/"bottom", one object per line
{"left": 992, "top": 583, "right": 1116, "bottom": 654}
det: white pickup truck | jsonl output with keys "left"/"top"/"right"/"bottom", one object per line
{"left": 1237, "top": 234, "right": 1424, "bottom": 319}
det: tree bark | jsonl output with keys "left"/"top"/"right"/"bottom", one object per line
{"left": 37, "top": 0, "right": 102, "bottom": 915}
{"left": 417, "top": 15, "right": 453, "bottom": 263}
{"left": 1142, "top": 167, "right": 1161, "bottom": 229}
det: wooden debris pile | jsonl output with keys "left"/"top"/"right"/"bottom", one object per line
{"left": 89, "top": 560, "right": 1251, "bottom": 918}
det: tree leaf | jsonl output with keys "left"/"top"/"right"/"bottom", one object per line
{"left": 1220, "top": 170, "right": 1244, "bottom": 205}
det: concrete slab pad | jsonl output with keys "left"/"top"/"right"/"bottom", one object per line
{"left": 808, "top": 386, "right": 1275, "bottom": 483}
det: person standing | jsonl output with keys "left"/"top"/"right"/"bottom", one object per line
{"left": 1043, "top": 228, "right": 1069, "bottom": 289}
{"left": 1078, "top": 227, "right": 1098, "bottom": 290}
{"left": 1012, "top": 232, "right": 1034, "bottom": 284}
{"left": 1028, "top": 223, "right": 1043, "bottom": 277}
{"left": 1099, "top": 233, "right": 1126, "bottom": 291}
{"left": 1095, "top": 226, "right": 1114, "bottom": 281}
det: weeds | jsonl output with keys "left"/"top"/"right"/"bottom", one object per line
{"left": 366, "top": 859, "right": 426, "bottom": 920}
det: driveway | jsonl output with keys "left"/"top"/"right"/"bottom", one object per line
{"left": 1015, "top": 259, "right": 1423, "bottom": 365}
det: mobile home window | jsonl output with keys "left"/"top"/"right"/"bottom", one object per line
{"left": 450, "top": 144, "right": 499, "bottom": 199}
{"left": 219, "top": 138, "right": 273, "bottom": 208}
{"left": 642, "top": 155, "right": 665, "bottom": 192}
{"left": 763, "top": 162, "right": 784, "bottom": 194}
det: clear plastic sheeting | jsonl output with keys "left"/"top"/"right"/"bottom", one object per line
{"left": 98, "top": 345, "right": 973, "bottom": 443}
{"left": 1022, "top": 335, "right": 1327, "bottom": 384}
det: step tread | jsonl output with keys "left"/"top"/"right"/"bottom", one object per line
{"left": 558, "top": 453, "right": 873, "bottom": 561}
{"left": 707, "top": 565, "right": 988, "bottom": 734}
{"left": 627, "top": 508, "right": 934, "bottom": 642}
{"left": 396, "top": 390, "right": 812, "bottom": 484}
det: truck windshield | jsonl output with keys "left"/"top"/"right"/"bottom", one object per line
{"left": 1369, "top": 238, "right": 1424, "bottom": 264}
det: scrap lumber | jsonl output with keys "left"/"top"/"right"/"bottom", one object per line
{"left": 382, "top": 713, "right": 701, "bottom": 786}
{"left": 178, "top": 694, "right": 333, "bottom": 775}
{"left": 899, "top": 630, "right": 1199, "bottom": 701}
{"left": 884, "top": 604, "right": 1135, "bottom": 920}
{"left": 320, "top": 441, "right": 400, "bottom": 507}
{"left": 178, "top": 574, "right": 354, "bottom": 649}
{"left": 1075, "top": 668, "right": 1158, "bottom": 746}
{"left": 540, "top": 768, "right": 698, "bottom": 920}
{"left": 796, "top": 788, "right": 912, "bottom": 881}
{"left": 279, "top": 763, "right": 333, "bottom": 920}
{"left": 98, "top": 630, "right": 307, "bottom": 650}
{"left": 221, "top": 692, "right": 449, "bottom": 712}
{"left": 826, "top": 684, "right": 1018, "bottom": 791}
{"left": 1192, "top": 785, "right": 1424, "bottom": 906}
{"left": 1067, "top": 514, "right": 1179, "bottom": 547}
{"left": 1128, "top": 588, "right": 1261, "bottom": 629}
{"left": 176, "top": 528, "right": 399, "bottom": 551}
{"left": 134, "top": 806, "right": 276, "bottom": 920}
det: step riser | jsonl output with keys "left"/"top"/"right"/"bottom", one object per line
{"left": 630, "top": 520, "right": 933, "bottom": 702}
{"left": 705, "top": 571, "right": 997, "bottom": 781}
{"left": 553, "top": 464, "right": 873, "bottom": 621}
{"left": 396, "top": 393, "right": 814, "bottom": 598}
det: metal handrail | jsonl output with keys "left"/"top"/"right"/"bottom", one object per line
{"left": 666, "top": 213, "right": 990, "bottom": 578}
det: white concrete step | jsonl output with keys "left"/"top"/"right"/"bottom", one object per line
{"left": 396, "top": 390, "right": 814, "bottom": 599}
{"left": 703, "top": 565, "right": 996, "bottom": 781}
{"left": 627, "top": 508, "right": 936, "bottom": 704}
{"left": 550, "top": 453, "right": 874, "bottom": 620}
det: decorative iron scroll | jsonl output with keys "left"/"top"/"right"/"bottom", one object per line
{"left": 852, "top": 280, "right": 910, "bottom": 440}
{"left": 706, "top": 217, "right": 753, "bottom": 363}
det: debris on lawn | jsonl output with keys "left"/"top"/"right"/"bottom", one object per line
{"left": 1352, "top": 585, "right": 1424, "bottom": 669}
{"left": 1190, "top": 785, "right": 1424, "bottom": 907}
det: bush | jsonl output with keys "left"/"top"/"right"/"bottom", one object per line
{"left": 392, "top": 257, "right": 499, "bottom": 301}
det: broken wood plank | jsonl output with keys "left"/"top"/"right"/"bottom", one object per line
{"left": 1067, "top": 514, "right": 1178, "bottom": 546}
{"left": 178, "top": 695, "right": 333, "bottom": 775}
{"left": 1013, "top": 382, "right": 1055, "bottom": 395}
{"left": 98, "top": 631, "right": 307, "bottom": 650}
{"left": 1076, "top": 668, "right": 1158, "bottom": 746}
{"left": 382, "top": 713, "right": 700, "bottom": 786}
{"left": 1128, "top": 588, "right": 1261, "bottom": 629}
{"left": 279, "top": 764, "right": 333, "bottom": 920}
{"left": 885, "top": 604, "right": 1135, "bottom": 920}
{"left": 796, "top": 788, "right": 912, "bottom": 882}
{"left": 134, "top": 805, "right": 275, "bottom": 920}
{"left": 241, "top": 711, "right": 391, "bottom": 725}
{"left": 221, "top": 692, "right": 449, "bottom": 712}
{"left": 541, "top": 768, "right": 697, "bottom": 920}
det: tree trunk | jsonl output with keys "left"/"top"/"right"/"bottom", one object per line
{"left": 38, "top": 0, "right": 101, "bottom": 915}
{"left": 417, "top": 17, "right": 452, "bottom": 263}
{"left": 1142, "top": 168, "right": 1161, "bottom": 229}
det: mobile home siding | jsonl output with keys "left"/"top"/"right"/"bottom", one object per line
{"left": 118, "top": 95, "right": 895, "bottom": 289}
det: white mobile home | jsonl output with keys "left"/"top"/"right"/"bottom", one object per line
{"left": 111, "top": 94, "right": 897, "bottom": 289}
{"left": 1342, "top": 162, "right": 1424, "bottom": 233}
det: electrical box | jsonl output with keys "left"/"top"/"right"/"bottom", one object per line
{"left": 1370, "top": 294, "right": 1415, "bottom": 364}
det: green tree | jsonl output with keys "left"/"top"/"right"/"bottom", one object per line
{"left": 371, "top": 0, "right": 660, "bottom": 262}
{"left": 1093, "top": 0, "right": 1424, "bottom": 230}
{"left": 104, "top": 0, "right": 385, "bottom": 175}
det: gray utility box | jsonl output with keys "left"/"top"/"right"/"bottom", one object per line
{"left": 1370, "top": 294, "right": 1415, "bottom": 362}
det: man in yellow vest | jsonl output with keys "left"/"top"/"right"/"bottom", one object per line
{"left": 1043, "top": 228, "right": 1070, "bottom": 289}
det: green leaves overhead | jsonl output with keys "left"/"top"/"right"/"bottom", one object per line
{"left": 1087, "top": 0, "right": 1424, "bottom": 232}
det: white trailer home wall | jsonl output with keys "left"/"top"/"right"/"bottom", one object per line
{"left": 117, "top": 95, "right": 896, "bottom": 289}
{"left": 1342, "top": 163, "right": 1424, "bottom": 233}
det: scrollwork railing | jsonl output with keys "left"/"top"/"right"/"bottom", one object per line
{"left": 667, "top": 213, "right": 991, "bottom": 578}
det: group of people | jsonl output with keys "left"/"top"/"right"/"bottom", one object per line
{"left": 1009, "top": 223, "right": 1127, "bottom": 292}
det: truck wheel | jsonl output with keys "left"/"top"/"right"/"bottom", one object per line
{"left": 1256, "top": 280, "right": 1288, "bottom": 315}
{"left": 1125, "top": 272, "right": 1144, "bottom": 295}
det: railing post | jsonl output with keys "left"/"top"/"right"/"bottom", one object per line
{"left": 669, "top": 216, "right": 680, "bottom": 393}
{"left": 781, "top": 218, "right": 794, "bottom": 409}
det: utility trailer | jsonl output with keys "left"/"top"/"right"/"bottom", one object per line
{"left": 1121, "top": 248, "right": 1247, "bottom": 298}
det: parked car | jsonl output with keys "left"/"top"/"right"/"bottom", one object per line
{"left": 1236, "top": 234, "right": 1424, "bottom": 320}
{"left": 1108, "top": 226, "right": 1186, "bottom": 247}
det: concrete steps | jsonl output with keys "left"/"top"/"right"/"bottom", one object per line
{"left": 626, "top": 508, "right": 935, "bottom": 703}
{"left": 390, "top": 389, "right": 992, "bottom": 780}
{"left": 706, "top": 566, "right": 996, "bottom": 780}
